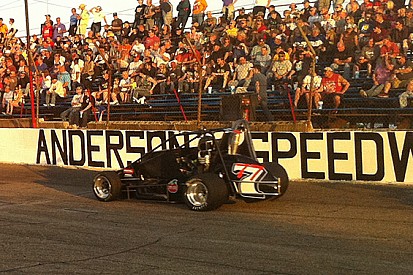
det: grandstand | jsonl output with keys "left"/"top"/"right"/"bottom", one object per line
{"left": 1, "top": 1, "right": 413, "bottom": 130}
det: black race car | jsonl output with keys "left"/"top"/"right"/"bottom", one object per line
{"left": 92, "top": 120, "right": 289, "bottom": 211}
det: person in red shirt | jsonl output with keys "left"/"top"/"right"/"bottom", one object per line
{"left": 144, "top": 29, "right": 160, "bottom": 49}
{"left": 42, "top": 21, "right": 53, "bottom": 40}
{"left": 321, "top": 67, "right": 350, "bottom": 111}
{"left": 380, "top": 36, "right": 400, "bottom": 59}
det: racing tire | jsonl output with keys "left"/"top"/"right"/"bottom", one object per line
{"left": 93, "top": 172, "right": 122, "bottom": 202}
{"left": 184, "top": 173, "right": 228, "bottom": 211}
{"left": 262, "top": 162, "right": 289, "bottom": 200}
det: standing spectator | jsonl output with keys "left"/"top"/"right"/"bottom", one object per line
{"left": 90, "top": 6, "right": 107, "bottom": 35}
{"left": 77, "top": 4, "right": 90, "bottom": 36}
{"left": 193, "top": 0, "right": 208, "bottom": 26}
{"left": 111, "top": 13, "right": 123, "bottom": 42}
{"left": 223, "top": 0, "right": 237, "bottom": 22}
{"left": 53, "top": 17, "right": 66, "bottom": 41}
{"left": 160, "top": 0, "right": 173, "bottom": 27}
{"left": 317, "top": 0, "right": 331, "bottom": 12}
{"left": 253, "top": 0, "right": 271, "bottom": 17}
{"left": 7, "top": 18, "right": 17, "bottom": 39}
{"left": 235, "top": 7, "right": 249, "bottom": 22}
{"left": 321, "top": 67, "right": 350, "bottom": 110}
{"left": 133, "top": 0, "right": 147, "bottom": 29}
{"left": 176, "top": 0, "right": 191, "bottom": 30}
{"left": 42, "top": 21, "right": 53, "bottom": 40}
{"left": 251, "top": 64, "right": 273, "bottom": 121}
{"left": 44, "top": 14, "right": 53, "bottom": 27}
{"left": 144, "top": 0, "right": 156, "bottom": 31}
{"left": 69, "top": 8, "right": 79, "bottom": 36}
{"left": 0, "top": 18, "right": 8, "bottom": 37}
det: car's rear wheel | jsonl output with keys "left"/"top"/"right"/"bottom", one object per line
{"left": 184, "top": 173, "right": 228, "bottom": 211}
{"left": 262, "top": 163, "right": 289, "bottom": 199}
{"left": 93, "top": 172, "right": 122, "bottom": 202}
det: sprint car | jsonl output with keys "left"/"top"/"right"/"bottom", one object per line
{"left": 92, "top": 120, "right": 289, "bottom": 211}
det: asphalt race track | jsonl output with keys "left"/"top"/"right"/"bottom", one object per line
{"left": 0, "top": 164, "right": 412, "bottom": 274}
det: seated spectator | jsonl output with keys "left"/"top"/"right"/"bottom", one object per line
{"left": 380, "top": 54, "right": 413, "bottom": 97}
{"left": 132, "top": 72, "right": 157, "bottom": 101}
{"left": 360, "top": 56, "right": 393, "bottom": 98}
{"left": 380, "top": 36, "right": 400, "bottom": 61}
{"left": 268, "top": 51, "right": 292, "bottom": 91}
{"left": 60, "top": 86, "right": 84, "bottom": 128}
{"left": 399, "top": 79, "right": 413, "bottom": 108}
{"left": 288, "top": 50, "right": 312, "bottom": 90}
{"left": 203, "top": 57, "right": 231, "bottom": 92}
{"left": 228, "top": 56, "right": 253, "bottom": 89}
{"left": 45, "top": 74, "right": 66, "bottom": 106}
{"left": 321, "top": 67, "right": 350, "bottom": 111}
{"left": 57, "top": 65, "right": 71, "bottom": 94}
{"left": 119, "top": 71, "right": 132, "bottom": 103}
{"left": 3, "top": 86, "right": 22, "bottom": 115}
{"left": 78, "top": 89, "right": 95, "bottom": 128}
{"left": 294, "top": 70, "right": 323, "bottom": 109}
{"left": 331, "top": 41, "right": 353, "bottom": 80}
{"left": 254, "top": 46, "right": 272, "bottom": 74}
{"left": 250, "top": 38, "right": 270, "bottom": 62}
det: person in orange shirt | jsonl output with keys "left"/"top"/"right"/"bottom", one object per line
{"left": 192, "top": 0, "right": 208, "bottom": 26}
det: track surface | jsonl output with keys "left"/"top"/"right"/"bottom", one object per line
{"left": 0, "top": 164, "right": 412, "bottom": 274}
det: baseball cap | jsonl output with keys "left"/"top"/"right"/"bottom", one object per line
{"left": 324, "top": 67, "right": 333, "bottom": 72}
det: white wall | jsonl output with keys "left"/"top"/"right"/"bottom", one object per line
{"left": 1, "top": 128, "right": 412, "bottom": 183}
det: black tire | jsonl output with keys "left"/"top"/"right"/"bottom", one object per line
{"left": 92, "top": 171, "right": 122, "bottom": 202}
{"left": 262, "top": 162, "right": 289, "bottom": 199}
{"left": 184, "top": 173, "right": 229, "bottom": 211}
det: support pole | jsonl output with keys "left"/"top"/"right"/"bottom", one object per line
{"left": 295, "top": 20, "right": 317, "bottom": 130}
{"left": 24, "top": 0, "right": 38, "bottom": 128}
{"left": 184, "top": 36, "right": 204, "bottom": 128}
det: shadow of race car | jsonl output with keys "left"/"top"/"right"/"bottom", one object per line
{"left": 92, "top": 120, "right": 289, "bottom": 211}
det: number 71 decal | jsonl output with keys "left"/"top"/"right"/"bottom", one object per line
{"left": 232, "top": 163, "right": 267, "bottom": 194}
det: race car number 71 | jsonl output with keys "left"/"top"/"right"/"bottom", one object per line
{"left": 232, "top": 163, "right": 267, "bottom": 194}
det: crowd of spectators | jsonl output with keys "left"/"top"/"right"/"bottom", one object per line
{"left": 1, "top": 0, "right": 413, "bottom": 126}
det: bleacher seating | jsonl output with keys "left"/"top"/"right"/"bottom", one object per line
{"left": 4, "top": 75, "right": 412, "bottom": 130}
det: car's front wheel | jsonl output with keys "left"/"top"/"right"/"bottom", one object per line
{"left": 93, "top": 172, "right": 122, "bottom": 202}
{"left": 184, "top": 173, "right": 228, "bottom": 211}
{"left": 262, "top": 162, "right": 289, "bottom": 199}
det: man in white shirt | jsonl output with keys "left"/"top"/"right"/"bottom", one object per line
{"left": 253, "top": 0, "right": 271, "bottom": 17}
{"left": 90, "top": 6, "right": 107, "bottom": 34}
